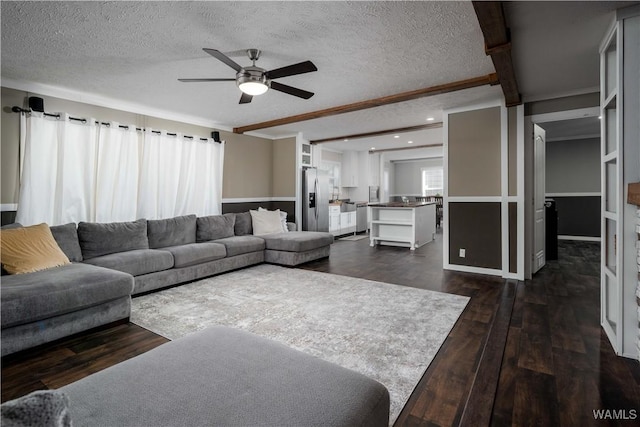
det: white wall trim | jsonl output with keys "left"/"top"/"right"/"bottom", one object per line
{"left": 222, "top": 197, "right": 296, "bottom": 203}
{"left": 443, "top": 99, "right": 509, "bottom": 277}
{"left": 443, "top": 263, "right": 503, "bottom": 277}
{"left": 517, "top": 104, "right": 526, "bottom": 281}
{"left": 546, "top": 192, "right": 601, "bottom": 197}
{"left": 442, "top": 112, "right": 450, "bottom": 269}
{"left": 558, "top": 235, "right": 601, "bottom": 242}
{"left": 503, "top": 272, "right": 521, "bottom": 280}
{"left": 501, "top": 102, "right": 510, "bottom": 279}
{"left": 447, "top": 196, "right": 502, "bottom": 203}
{"left": 3, "top": 77, "right": 230, "bottom": 132}
{"left": 529, "top": 107, "right": 600, "bottom": 124}
{"left": 0, "top": 204, "right": 18, "bottom": 211}
{"left": 546, "top": 133, "right": 600, "bottom": 142}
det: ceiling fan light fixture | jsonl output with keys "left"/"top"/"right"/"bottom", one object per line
{"left": 238, "top": 81, "right": 269, "bottom": 95}
{"left": 237, "top": 68, "right": 269, "bottom": 96}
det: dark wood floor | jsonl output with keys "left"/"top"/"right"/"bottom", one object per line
{"left": 2, "top": 233, "right": 639, "bottom": 426}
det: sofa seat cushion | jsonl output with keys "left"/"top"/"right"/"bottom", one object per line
{"left": 213, "top": 236, "right": 265, "bottom": 257}
{"left": 159, "top": 242, "right": 226, "bottom": 268}
{"left": 1, "top": 263, "right": 133, "bottom": 329}
{"left": 59, "top": 326, "right": 390, "bottom": 427}
{"left": 260, "top": 231, "right": 334, "bottom": 252}
{"left": 82, "top": 249, "right": 173, "bottom": 277}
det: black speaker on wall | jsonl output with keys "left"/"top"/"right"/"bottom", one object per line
{"left": 211, "top": 131, "right": 221, "bottom": 143}
{"left": 28, "top": 97, "right": 45, "bottom": 113}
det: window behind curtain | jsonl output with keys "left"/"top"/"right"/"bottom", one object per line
{"left": 421, "top": 167, "right": 443, "bottom": 197}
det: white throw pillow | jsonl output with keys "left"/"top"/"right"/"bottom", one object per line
{"left": 258, "top": 207, "right": 288, "bottom": 232}
{"left": 250, "top": 209, "right": 285, "bottom": 236}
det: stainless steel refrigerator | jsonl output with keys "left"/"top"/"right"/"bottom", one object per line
{"left": 302, "top": 167, "right": 329, "bottom": 232}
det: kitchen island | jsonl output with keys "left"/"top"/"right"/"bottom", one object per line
{"left": 368, "top": 202, "right": 436, "bottom": 250}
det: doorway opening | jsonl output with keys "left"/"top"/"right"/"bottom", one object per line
{"left": 527, "top": 107, "right": 601, "bottom": 278}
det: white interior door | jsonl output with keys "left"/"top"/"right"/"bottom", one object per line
{"left": 533, "top": 124, "right": 546, "bottom": 274}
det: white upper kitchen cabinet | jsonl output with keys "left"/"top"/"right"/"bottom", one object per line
{"left": 342, "top": 151, "right": 359, "bottom": 187}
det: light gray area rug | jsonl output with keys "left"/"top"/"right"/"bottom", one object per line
{"left": 130, "top": 264, "right": 469, "bottom": 424}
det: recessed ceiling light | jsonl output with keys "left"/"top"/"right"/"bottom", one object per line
{"left": 408, "top": 141, "right": 413, "bottom": 144}
{"left": 394, "top": 135, "right": 399, "bottom": 139}
{"left": 370, "top": 147, "right": 376, "bottom": 150}
{"left": 598, "top": 116, "right": 602, "bottom": 119}
{"left": 344, "top": 139, "right": 349, "bottom": 142}
{"left": 426, "top": 117, "right": 435, "bottom": 121}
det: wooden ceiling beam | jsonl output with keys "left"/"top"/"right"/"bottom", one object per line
{"left": 309, "top": 122, "right": 443, "bottom": 145}
{"left": 233, "top": 73, "right": 498, "bottom": 134}
{"left": 472, "top": 1, "right": 522, "bottom": 106}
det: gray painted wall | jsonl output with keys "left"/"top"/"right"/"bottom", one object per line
{"left": 545, "top": 136, "right": 600, "bottom": 238}
{"left": 392, "top": 158, "right": 443, "bottom": 195}
{"left": 546, "top": 137, "right": 600, "bottom": 193}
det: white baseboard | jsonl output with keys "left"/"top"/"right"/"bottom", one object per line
{"left": 443, "top": 263, "right": 503, "bottom": 277}
{"left": 558, "top": 235, "right": 601, "bottom": 242}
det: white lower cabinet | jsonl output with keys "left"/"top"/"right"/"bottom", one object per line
{"left": 340, "top": 212, "right": 356, "bottom": 235}
{"left": 328, "top": 206, "right": 356, "bottom": 236}
{"left": 329, "top": 206, "right": 341, "bottom": 235}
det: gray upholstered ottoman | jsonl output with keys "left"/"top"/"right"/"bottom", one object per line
{"left": 261, "top": 231, "right": 334, "bottom": 266}
{"left": 59, "top": 326, "right": 389, "bottom": 426}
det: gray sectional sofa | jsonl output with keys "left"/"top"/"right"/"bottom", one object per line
{"left": 1, "top": 212, "right": 333, "bottom": 356}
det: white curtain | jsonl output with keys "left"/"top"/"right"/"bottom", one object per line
{"left": 95, "top": 122, "right": 139, "bottom": 222}
{"left": 17, "top": 113, "right": 98, "bottom": 225}
{"left": 16, "top": 113, "right": 224, "bottom": 226}
{"left": 136, "top": 130, "right": 224, "bottom": 219}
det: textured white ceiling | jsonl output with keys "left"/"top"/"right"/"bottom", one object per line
{"left": 0, "top": 1, "right": 631, "bottom": 152}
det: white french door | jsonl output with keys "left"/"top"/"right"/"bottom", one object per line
{"left": 600, "top": 22, "right": 622, "bottom": 353}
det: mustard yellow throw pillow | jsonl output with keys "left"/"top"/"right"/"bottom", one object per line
{"left": 1, "top": 223, "right": 70, "bottom": 274}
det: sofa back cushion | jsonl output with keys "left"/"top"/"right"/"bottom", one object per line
{"left": 233, "top": 212, "right": 253, "bottom": 236}
{"left": 196, "top": 214, "right": 236, "bottom": 242}
{"left": 50, "top": 223, "right": 83, "bottom": 262}
{"left": 147, "top": 215, "right": 196, "bottom": 248}
{"left": 78, "top": 219, "right": 148, "bottom": 260}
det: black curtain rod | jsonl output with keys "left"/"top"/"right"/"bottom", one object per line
{"left": 11, "top": 106, "right": 220, "bottom": 143}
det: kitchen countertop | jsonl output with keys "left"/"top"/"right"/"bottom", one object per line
{"left": 368, "top": 202, "right": 435, "bottom": 208}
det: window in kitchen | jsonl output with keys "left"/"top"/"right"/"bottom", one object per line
{"left": 421, "top": 167, "right": 443, "bottom": 197}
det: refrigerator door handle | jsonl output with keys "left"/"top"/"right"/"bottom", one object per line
{"left": 314, "top": 178, "right": 319, "bottom": 226}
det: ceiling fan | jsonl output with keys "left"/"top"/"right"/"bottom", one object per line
{"left": 179, "top": 48, "right": 318, "bottom": 104}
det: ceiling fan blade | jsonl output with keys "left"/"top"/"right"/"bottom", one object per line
{"left": 178, "top": 78, "right": 236, "bottom": 82}
{"left": 203, "top": 48, "right": 242, "bottom": 72}
{"left": 270, "top": 81, "right": 314, "bottom": 99}
{"left": 266, "top": 61, "right": 317, "bottom": 80}
{"left": 239, "top": 93, "right": 253, "bottom": 104}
